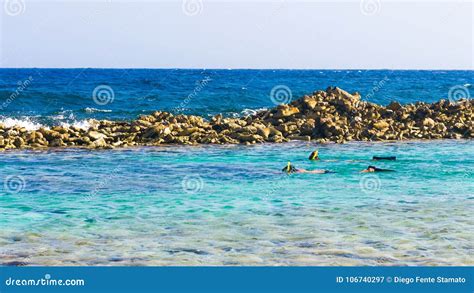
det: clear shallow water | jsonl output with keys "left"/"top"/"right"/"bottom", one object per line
{"left": 0, "top": 69, "right": 472, "bottom": 127}
{"left": 1, "top": 69, "right": 473, "bottom": 265}
{"left": 1, "top": 140, "right": 473, "bottom": 266}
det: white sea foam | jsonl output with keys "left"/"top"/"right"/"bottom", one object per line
{"left": 60, "top": 120, "right": 92, "bottom": 130}
{"left": 0, "top": 116, "right": 92, "bottom": 131}
{"left": 241, "top": 108, "right": 267, "bottom": 116}
{"left": 84, "top": 107, "right": 112, "bottom": 113}
{"left": 0, "top": 117, "right": 44, "bottom": 131}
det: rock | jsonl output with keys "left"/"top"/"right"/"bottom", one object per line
{"left": 178, "top": 127, "right": 199, "bottom": 136}
{"left": 211, "top": 114, "right": 222, "bottom": 124}
{"left": 89, "top": 138, "right": 107, "bottom": 148}
{"left": 256, "top": 127, "right": 271, "bottom": 139}
{"left": 13, "top": 137, "right": 24, "bottom": 148}
{"left": 329, "top": 87, "right": 360, "bottom": 103}
{"left": 225, "top": 122, "right": 241, "bottom": 130}
{"left": 49, "top": 138, "right": 65, "bottom": 147}
{"left": 268, "top": 127, "right": 283, "bottom": 137}
{"left": 373, "top": 120, "right": 390, "bottom": 130}
{"left": 241, "top": 125, "right": 258, "bottom": 134}
{"left": 88, "top": 131, "right": 107, "bottom": 140}
{"left": 129, "top": 126, "right": 141, "bottom": 133}
{"left": 236, "top": 133, "right": 262, "bottom": 143}
{"left": 303, "top": 96, "right": 317, "bottom": 109}
{"left": 423, "top": 118, "right": 436, "bottom": 128}
{"left": 387, "top": 101, "right": 402, "bottom": 111}
{"left": 287, "top": 135, "right": 311, "bottom": 141}
{"left": 143, "top": 125, "right": 170, "bottom": 139}
{"left": 274, "top": 105, "right": 300, "bottom": 118}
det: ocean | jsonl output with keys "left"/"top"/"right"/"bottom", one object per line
{"left": 0, "top": 69, "right": 472, "bottom": 127}
{"left": 0, "top": 69, "right": 473, "bottom": 266}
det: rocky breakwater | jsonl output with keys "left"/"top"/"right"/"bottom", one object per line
{"left": 0, "top": 87, "right": 472, "bottom": 150}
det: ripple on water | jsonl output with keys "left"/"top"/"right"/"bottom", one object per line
{"left": 0, "top": 141, "right": 473, "bottom": 265}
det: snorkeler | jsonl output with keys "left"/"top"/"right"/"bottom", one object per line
{"left": 282, "top": 162, "right": 334, "bottom": 174}
{"left": 308, "top": 150, "right": 320, "bottom": 161}
{"left": 308, "top": 150, "right": 338, "bottom": 162}
{"left": 361, "top": 165, "right": 395, "bottom": 173}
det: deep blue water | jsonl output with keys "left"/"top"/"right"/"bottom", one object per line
{"left": 0, "top": 69, "right": 472, "bottom": 127}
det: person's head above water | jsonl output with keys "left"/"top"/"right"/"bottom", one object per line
{"left": 366, "top": 165, "right": 377, "bottom": 172}
{"left": 309, "top": 150, "right": 319, "bottom": 161}
{"left": 282, "top": 162, "right": 297, "bottom": 173}
{"left": 362, "top": 165, "right": 394, "bottom": 173}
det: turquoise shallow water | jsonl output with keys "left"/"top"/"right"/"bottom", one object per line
{"left": 1, "top": 140, "right": 473, "bottom": 266}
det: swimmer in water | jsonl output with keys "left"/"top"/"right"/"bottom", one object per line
{"left": 308, "top": 150, "right": 338, "bottom": 162}
{"left": 308, "top": 150, "right": 320, "bottom": 161}
{"left": 361, "top": 165, "right": 395, "bottom": 173}
{"left": 282, "top": 162, "right": 334, "bottom": 174}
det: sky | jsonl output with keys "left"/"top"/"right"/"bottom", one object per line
{"left": 0, "top": 0, "right": 472, "bottom": 69}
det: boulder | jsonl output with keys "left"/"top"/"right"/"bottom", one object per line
{"left": 422, "top": 118, "right": 436, "bottom": 128}
{"left": 387, "top": 101, "right": 403, "bottom": 111}
{"left": 13, "top": 137, "right": 24, "bottom": 148}
{"left": 88, "top": 131, "right": 107, "bottom": 140}
{"left": 89, "top": 138, "right": 107, "bottom": 148}
{"left": 274, "top": 105, "right": 300, "bottom": 118}
{"left": 373, "top": 120, "right": 390, "bottom": 130}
